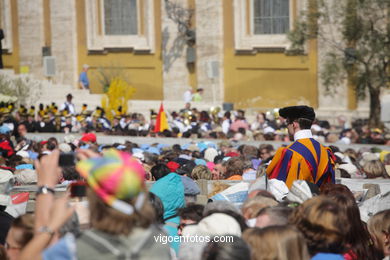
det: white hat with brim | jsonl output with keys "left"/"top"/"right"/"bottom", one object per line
{"left": 182, "top": 213, "right": 241, "bottom": 237}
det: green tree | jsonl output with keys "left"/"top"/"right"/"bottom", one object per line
{"left": 288, "top": 0, "right": 390, "bottom": 127}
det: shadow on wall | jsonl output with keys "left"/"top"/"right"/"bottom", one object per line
{"left": 162, "top": 26, "right": 187, "bottom": 73}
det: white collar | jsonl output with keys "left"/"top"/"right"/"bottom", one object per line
{"left": 294, "top": 129, "right": 313, "bottom": 141}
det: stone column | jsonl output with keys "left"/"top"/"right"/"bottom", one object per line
{"left": 50, "top": 0, "right": 78, "bottom": 86}
{"left": 195, "top": 0, "right": 224, "bottom": 104}
{"left": 17, "top": 0, "right": 44, "bottom": 77}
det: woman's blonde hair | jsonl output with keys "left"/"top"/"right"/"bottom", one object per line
{"left": 243, "top": 226, "right": 310, "bottom": 260}
{"left": 289, "top": 196, "right": 349, "bottom": 256}
{"left": 368, "top": 209, "right": 390, "bottom": 253}
{"left": 363, "top": 160, "right": 389, "bottom": 178}
{"left": 88, "top": 188, "right": 155, "bottom": 236}
{"left": 191, "top": 165, "right": 212, "bottom": 180}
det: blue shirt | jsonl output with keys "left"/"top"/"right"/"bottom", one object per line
{"left": 43, "top": 233, "right": 76, "bottom": 260}
{"left": 79, "top": 71, "right": 89, "bottom": 88}
{"left": 312, "top": 253, "right": 344, "bottom": 260}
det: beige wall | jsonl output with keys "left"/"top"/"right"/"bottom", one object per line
{"left": 50, "top": 0, "right": 78, "bottom": 86}
{"left": 195, "top": 0, "right": 224, "bottom": 103}
{"left": 17, "top": 0, "right": 44, "bottom": 76}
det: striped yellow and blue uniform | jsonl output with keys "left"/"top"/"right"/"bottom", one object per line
{"left": 266, "top": 138, "right": 335, "bottom": 188}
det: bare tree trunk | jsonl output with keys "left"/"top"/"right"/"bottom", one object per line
{"left": 368, "top": 87, "right": 382, "bottom": 128}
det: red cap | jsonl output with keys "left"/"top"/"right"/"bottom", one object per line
{"left": 225, "top": 152, "right": 239, "bottom": 157}
{"left": 80, "top": 133, "right": 97, "bottom": 143}
{"left": 40, "top": 140, "right": 48, "bottom": 145}
{"left": 166, "top": 161, "right": 180, "bottom": 173}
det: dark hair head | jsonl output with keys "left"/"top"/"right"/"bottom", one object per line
{"left": 151, "top": 164, "right": 170, "bottom": 181}
{"left": 177, "top": 204, "right": 204, "bottom": 223}
{"left": 46, "top": 138, "right": 58, "bottom": 151}
{"left": 161, "top": 129, "right": 172, "bottom": 137}
{"left": 172, "top": 144, "right": 182, "bottom": 153}
{"left": 224, "top": 111, "right": 231, "bottom": 119}
{"left": 214, "top": 155, "right": 224, "bottom": 164}
{"left": 200, "top": 111, "right": 211, "bottom": 123}
{"left": 6, "top": 155, "right": 23, "bottom": 168}
{"left": 202, "top": 236, "right": 250, "bottom": 260}
{"left": 297, "top": 118, "right": 313, "bottom": 129}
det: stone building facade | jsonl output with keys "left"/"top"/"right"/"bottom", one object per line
{"left": 1, "top": 0, "right": 372, "bottom": 118}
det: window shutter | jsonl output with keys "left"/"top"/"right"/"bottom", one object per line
{"left": 104, "top": 0, "right": 138, "bottom": 35}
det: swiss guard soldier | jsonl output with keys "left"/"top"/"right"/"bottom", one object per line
{"left": 266, "top": 106, "right": 336, "bottom": 188}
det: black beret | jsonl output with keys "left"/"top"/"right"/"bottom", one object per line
{"left": 279, "top": 105, "right": 315, "bottom": 121}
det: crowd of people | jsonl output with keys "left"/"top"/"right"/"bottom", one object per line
{"left": 0, "top": 93, "right": 389, "bottom": 145}
{"left": 0, "top": 109, "right": 389, "bottom": 259}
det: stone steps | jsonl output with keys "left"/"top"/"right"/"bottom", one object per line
{"left": 1, "top": 71, "right": 222, "bottom": 117}
{"left": 38, "top": 79, "right": 223, "bottom": 116}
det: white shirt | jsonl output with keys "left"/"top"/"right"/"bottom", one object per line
{"left": 60, "top": 102, "right": 76, "bottom": 115}
{"left": 294, "top": 129, "right": 313, "bottom": 141}
{"left": 183, "top": 90, "right": 192, "bottom": 103}
{"left": 222, "top": 119, "right": 230, "bottom": 134}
